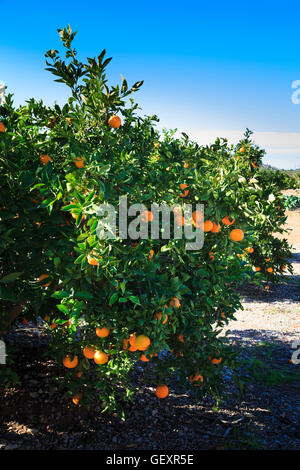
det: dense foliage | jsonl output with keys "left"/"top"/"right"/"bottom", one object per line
{"left": 0, "top": 26, "right": 292, "bottom": 414}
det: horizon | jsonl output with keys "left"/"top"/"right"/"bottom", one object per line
{"left": 1, "top": 1, "right": 300, "bottom": 170}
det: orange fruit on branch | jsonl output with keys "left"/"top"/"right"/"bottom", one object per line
{"left": 141, "top": 210, "right": 153, "bottom": 223}
{"left": 230, "top": 229, "right": 244, "bottom": 242}
{"left": 96, "top": 326, "right": 110, "bottom": 338}
{"left": 0, "top": 122, "right": 6, "bottom": 132}
{"left": 211, "top": 222, "right": 221, "bottom": 233}
{"left": 192, "top": 210, "right": 204, "bottom": 225}
{"left": 170, "top": 297, "right": 180, "bottom": 308}
{"left": 222, "top": 216, "right": 235, "bottom": 226}
{"left": 135, "top": 334, "right": 151, "bottom": 351}
{"left": 83, "top": 346, "right": 96, "bottom": 359}
{"left": 211, "top": 357, "right": 222, "bottom": 365}
{"left": 175, "top": 215, "right": 185, "bottom": 226}
{"left": 203, "top": 220, "right": 213, "bottom": 232}
{"left": 94, "top": 350, "right": 109, "bottom": 365}
{"left": 154, "top": 311, "right": 168, "bottom": 324}
{"left": 178, "top": 333, "right": 184, "bottom": 343}
{"left": 108, "top": 115, "right": 121, "bottom": 128}
{"left": 40, "top": 154, "right": 51, "bottom": 165}
{"left": 74, "top": 156, "right": 85, "bottom": 168}
{"left": 87, "top": 254, "right": 99, "bottom": 266}
{"left": 72, "top": 393, "right": 82, "bottom": 405}
{"left": 63, "top": 355, "right": 78, "bottom": 369}
{"left": 189, "top": 372, "right": 203, "bottom": 384}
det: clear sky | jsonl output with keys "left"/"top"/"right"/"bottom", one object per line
{"left": 1, "top": 0, "right": 300, "bottom": 169}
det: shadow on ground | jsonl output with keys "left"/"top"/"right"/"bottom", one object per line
{"left": 0, "top": 329, "right": 299, "bottom": 450}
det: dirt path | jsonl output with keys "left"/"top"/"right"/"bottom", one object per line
{"left": 226, "top": 209, "right": 300, "bottom": 345}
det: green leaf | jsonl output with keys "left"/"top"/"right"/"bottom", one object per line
{"left": 128, "top": 295, "right": 140, "bottom": 305}
{"left": 0, "top": 272, "right": 23, "bottom": 283}
{"left": 109, "top": 292, "right": 118, "bottom": 306}
{"left": 51, "top": 291, "right": 70, "bottom": 299}
{"left": 0, "top": 286, "right": 16, "bottom": 301}
{"left": 75, "top": 291, "right": 94, "bottom": 300}
{"left": 56, "top": 304, "right": 69, "bottom": 315}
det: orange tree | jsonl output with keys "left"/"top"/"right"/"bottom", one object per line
{"left": 0, "top": 26, "right": 292, "bottom": 413}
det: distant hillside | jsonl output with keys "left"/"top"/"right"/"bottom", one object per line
{"left": 261, "top": 163, "right": 300, "bottom": 176}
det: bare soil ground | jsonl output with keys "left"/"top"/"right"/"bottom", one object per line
{"left": 0, "top": 211, "right": 299, "bottom": 451}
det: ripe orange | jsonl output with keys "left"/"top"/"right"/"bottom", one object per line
{"left": 255, "top": 267, "right": 261, "bottom": 272}
{"left": 173, "top": 206, "right": 182, "bottom": 216}
{"left": 281, "top": 265, "right": 287, "bottom": 271}
{"left": 140, "top": 354, "right": 150, "bottom": 362}
{"left": 72, "top": 393, "right": 82, "bottom": 405}
{"left": 96, "top": 326, "right": 110, "bottom": 338}
{"left": 63, "top": 355, "right": 78, "bottom": 369}
{"left": 175, "top": 215, "right": 185, "bottom": 226}
{"left": 0, "top": 122, "right": 5, "bottom": 133}
{"left": 251, "top": 162, "right": 258, "bottom": 169}
{"left": 184, "top": 162, "right": 189, "bottom": 168}
{"left": 123, "top": 333, "right": 138, "bottom": 352}
{"left": 222, "top": 216, "right": 235, "bottom": 226}
{"left": 203, "top": 220, "right": 213, "bottom": 232}
{"left": 74, "top": 156, "right": 85, "bottom": 168}
{"left": 265, "top": 258, "right": 271, "bottom": 262}
{"left": 94, "top": 350, "right": 109, "bottom": 365}
{"left": 267, "top": 267, "right": 273, "bottom": 273}
{"left": 40, "top": 154, "right": 51, "bottom": 165}
{"left": 135, "top": 334, "right": 151, "bottom": 351}
{"left": 180, "top": 190, "right": 189, "bottom": 198}
{"left": 156, "top": 384, "right": 169, "bottom": 399}
{"left": 211, "top": 222, "right": 221, "bottom": 233}
{"left": 108, "top": 115, "right": 121, "bottom": 128}
{"left": 87, "top": 254, "right": 99, "bottom": 266}
{"left": 189, "top": 372, "right": 203, "bottom": 383}
{"left": 230, "top": 229, "right": 244, "bottom": 242}
{"left": 149, "top": 250, "right": 154, "bottom": 260}
{"left": 154, "top": 311, "right": 168, "bottom": 324}
{"left": 123, "top": 337, "right": 137, "bottom": 352}
{"left": 221, "top": 312, "right": 226, "bottom": 319}
{"left": 209, "top": 251, "right": 215, "bottom": 261}
{"left": 180, "top": 183, "right": 188, "bottom": 190}
{"left": 192, "top": 210, "right": 204, "bottom": 225}
{"left": 211, "top": 357, "right": 222, "bottom": 365}
{"left": 141, "top": 210, "right": 153, "bottom": 223}
{"left": 240, "top": 147, "right": 245, "bottom": 153}
{"left": 178, "top": 333, "right": 184, "bottom": 343}
{"left": 83, "top": 346, "right": 95, "bottom": 359}
{"left": 245, "top": 247, "right": 254, "bottom": 253}
{"left": 265, "top": 285, "right": 270, "bottom": 291}
{"left": 170, "top": 297, "right": 180, "bottom": 308}
{"left": 76, "top": 371, "right": 83, "bottom": 378}
{"left": 154, "top": 142, "right": 159, "bottom": 148}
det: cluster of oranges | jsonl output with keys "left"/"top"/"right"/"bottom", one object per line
{"left": 39, "top": 115, "right": 122, "bottom": 169}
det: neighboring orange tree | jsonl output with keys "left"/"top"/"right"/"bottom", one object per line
{"left": 0, "top": 26, "right": 292, "bottom": 414}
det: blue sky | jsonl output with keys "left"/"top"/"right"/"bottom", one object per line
{"left": 1, "top": 0, "right": 300, "bottom": 169}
